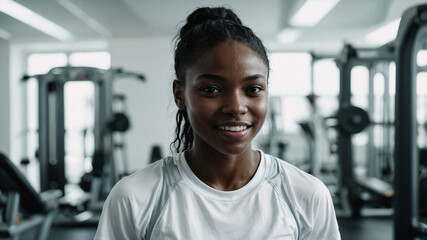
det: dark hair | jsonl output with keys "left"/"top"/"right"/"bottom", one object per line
{"left": 171, "top": 6, "right": 270, "bottom": 153}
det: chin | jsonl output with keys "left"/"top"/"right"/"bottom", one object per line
{"left": 215, "top": 143, "right": 253, "bottom": 156}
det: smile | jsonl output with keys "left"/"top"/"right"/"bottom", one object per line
{"left": 218, "top": 125, "right": 249, "bottom": 131}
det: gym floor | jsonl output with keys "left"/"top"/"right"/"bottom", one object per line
{"left": 20, "top": 216, "right": 394, "bottom": 240}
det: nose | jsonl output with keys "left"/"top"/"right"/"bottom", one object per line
{"left": 221, "top": 90, "right": 248, "bottom": 116}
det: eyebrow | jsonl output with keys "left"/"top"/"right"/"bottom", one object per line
{"left": 195, "top": 73, "right": 266, "bottom": 82}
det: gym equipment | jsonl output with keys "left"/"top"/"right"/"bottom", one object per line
{"left": 337, "top": 105, "right": 370, "bottom": 135}
{"left": 108, "top": 112, "right": 130, "bottom": 132}
{"left": 420, "top": 148, "right": 427, "bottom": 216}
{"left": 111, "top": 94, "right": 132, "bottom": 178}
{"left": 0, "top": 152, "right": 61, "bottom": 240}
{"left": 149, "top": 145, "right": 163, "bottom": 164}
{"left": 394, "top": 4, "right": 427, "bottom": 239}
{"left": 336, "top": 43, "right": 395, "bottom": 217}
{"left": 300, "top": 93, "right": 322, "bottom": 176}
{"left": 263, "top": 96, "right": 288, "bottom": 160}
{"left": 298, "top": 95, "right": 333, "bottom": 176}
{"left": 22, "top": 66, "right": 145, "bottom": 216}
{"left": 303, "top": 55, "right": 340, "bottom": 178}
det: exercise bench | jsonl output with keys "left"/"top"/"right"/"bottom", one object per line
{"left": 0, "top": 152, "right": 61, "bottom": 240}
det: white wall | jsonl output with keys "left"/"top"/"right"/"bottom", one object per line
{"left": 0, "top": 39, "right": 10, "bottom": 156}
{"left": 110, "top": 37, "right": 176, "bottom": 170}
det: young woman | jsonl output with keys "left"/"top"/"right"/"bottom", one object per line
{"left": 94, "top": 7, "right": 340, "bottom": 240}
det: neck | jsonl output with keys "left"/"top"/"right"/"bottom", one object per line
{"left": 185, "top": 146, "right": 261, "bottom": 191}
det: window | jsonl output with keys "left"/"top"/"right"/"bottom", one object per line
{"left": 268, "top": 53, "right": 340, "bottom": 133}
{"left": 262, "top": 53, "right": 339, "bottom": 166}
{"left": 351, "top": 66, "right": 369, "bottom": 109}
{"left": 313, "top": 59, "right": 339, "bottom": 117}
{"left": 417, "top": 50, "right": 427, "bottom": 66}
{"left": 417, "top": 71, "right": 427, "bottom": 147}
{"left": 269, "top": 52, "right": 311, "bottom": 133}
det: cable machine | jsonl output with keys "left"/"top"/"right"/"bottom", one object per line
{"left": 22, "top": 66, "right": 145, "bottom": 213}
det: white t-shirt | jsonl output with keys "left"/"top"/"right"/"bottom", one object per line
{"left": 94, "top": 151, "right": 340, "bottom": 240}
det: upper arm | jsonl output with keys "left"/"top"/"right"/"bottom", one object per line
{"left": 94, "top": 182, "right": 140, "bottom": 240}
{"left": 93, "top": 163, "right": 164, "bottom": 240}
{"left": 307, "top": 184, "right": 341, "bottom": 240}
{"left": 277, "top": 159, "right": 341, "bottom": 240}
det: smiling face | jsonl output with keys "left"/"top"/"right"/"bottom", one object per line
{"left": 173, "top": 39, "right": 269, "bottom": 156}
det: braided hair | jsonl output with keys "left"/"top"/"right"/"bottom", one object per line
{"left": 171, "top": 6, "right": 270, "bottom": 153}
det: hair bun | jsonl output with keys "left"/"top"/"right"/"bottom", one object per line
{"left": 180, "top": 7, "right": 242, "bottom": 37}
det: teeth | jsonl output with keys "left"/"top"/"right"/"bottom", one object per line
{"left": 218, "top": 126, "right": 248, "bottom": 131}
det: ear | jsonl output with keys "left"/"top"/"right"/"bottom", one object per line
{"left": 173, "top": 80, "right": 186, "bottom": 110}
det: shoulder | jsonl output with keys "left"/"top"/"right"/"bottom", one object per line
{"left": 264, "top": 153, "right": 330, "bottom": 200}
{"left": 95, "top": 158, "right": 170, "bottom": 240}
{"left": 107, "top": 159, "right": 166, "bottom": 204}
{"left": 264, "top": 153, "right": 340, "bottom": 239}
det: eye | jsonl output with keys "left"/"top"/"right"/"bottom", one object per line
{"left": 246, "top": 86, "right": 263, "bottom": 95}
{"left": 199, "top": 86, "right": 221, "bottom": 96}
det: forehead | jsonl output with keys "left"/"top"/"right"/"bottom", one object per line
{"left": 186, "top": 39, "right": 268, "bottom": 80}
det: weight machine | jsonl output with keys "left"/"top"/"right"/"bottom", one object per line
{"left": 394, "top": 4, "right": 427, "bottom": 239}
{"left": 22, "top": 66, "right": 145, "bottom": 219}
{"left": 335, "top": 43, "right": 395, "bottom": 217}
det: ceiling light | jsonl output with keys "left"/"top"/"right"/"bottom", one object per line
{"left": 290, "top": 0, "right": 340, "bottom": 27}
{"left": 0, "top": 0, "right": 74, "bottom": 41}
{"left": 277, "top": 29, "right": 302, "bottom": 44}
{"left": 365, "top": 18, "right": 401, "bottom": 45}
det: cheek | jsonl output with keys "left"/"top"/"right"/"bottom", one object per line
{"left": 254, "top": 98, "right": 269, "bottom": 122}
{"left": 186, "top": 96, "right": 217, "bottom": 121}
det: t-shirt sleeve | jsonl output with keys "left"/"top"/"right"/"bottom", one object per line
{"left": 93, "top": 181, "right": 139, "bottom": 240}
{"left": 280, "top": 158, "right": 341, "bottom": 240}
{"left": 93, "top": 161, "right": 163, "bottom": 240}
{"left": 307, "top": 184, "right": 341, "bottom": 240}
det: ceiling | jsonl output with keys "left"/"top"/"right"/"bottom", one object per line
{"left": 0, "top": 0, "right": 426, "bottom": 54}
